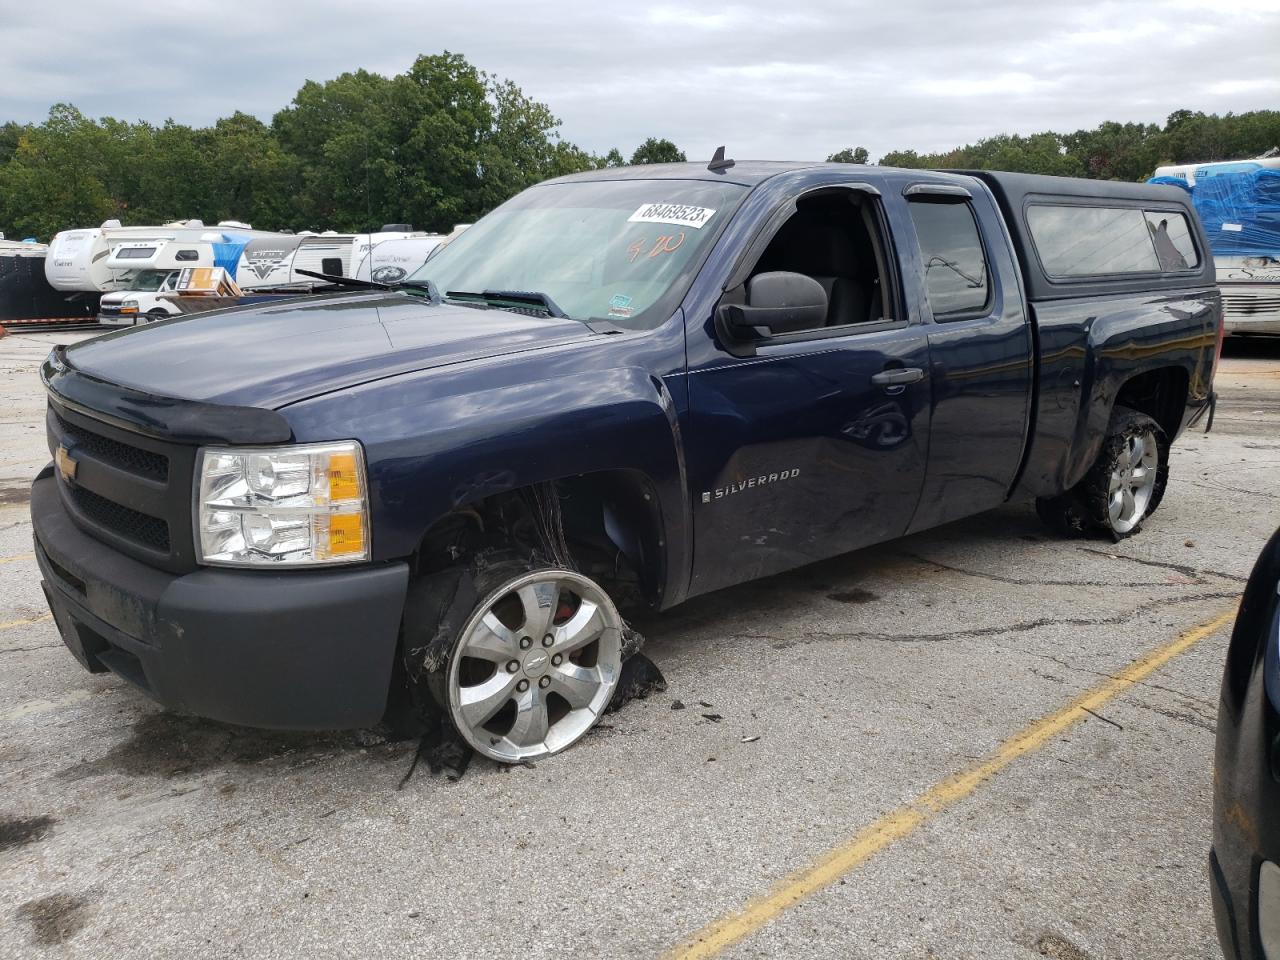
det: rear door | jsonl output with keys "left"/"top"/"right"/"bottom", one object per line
{"left": 898, "top": 181, "right": 1034, "bottom": 532}
{"left": 685, "top": 181, "right": 931, "bottom": 596}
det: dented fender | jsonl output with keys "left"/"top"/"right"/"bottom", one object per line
{"left": 282, "top": 345, "right": 692, "bottom": 607}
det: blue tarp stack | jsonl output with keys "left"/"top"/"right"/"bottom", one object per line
{"left": 1150, "top": 167, "right": 1280, "bottom": 258}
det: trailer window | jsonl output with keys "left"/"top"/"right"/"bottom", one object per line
{"left": 907, "top": 199, "right": 990, "bottom": 319}
{"left": 115, "top": 246, "right": 157, "bottom": 260}
{"left": 1027, "top": 205, "right": 1161, "bottom": 277}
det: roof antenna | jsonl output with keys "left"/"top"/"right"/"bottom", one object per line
{"left": 707, "top": 145, "right": 735, "bottom": 173}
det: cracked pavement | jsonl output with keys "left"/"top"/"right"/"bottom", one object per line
{"left": 0, "top": 333, "right": 1276, "bottom": 959}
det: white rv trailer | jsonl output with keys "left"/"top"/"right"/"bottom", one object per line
{"left": 44, "top": 220, "right": 282, "bottom": 293}
{"left": 286, "top": 228, "right": 462, "bottom": 285}
{"left": 350, "top": 232, "right": 448, "bottom": 283}
{"left": 1153, "top": 154, "right": 1280, "bottom": 335}
{"left": 1153, "top": 155, "right": 1280, "bottom": 186}
{"left": 286, "top": 232, "right": 358, "bottom": 283}
{"left": 237, "top": 235, "right": 306, "bottom": 287}
{"left": 104, "top": 239, "right": 213, "bottom": 274}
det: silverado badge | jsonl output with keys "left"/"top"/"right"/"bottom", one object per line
{"left": 55, "top": 445, "right": 78, "bottom": 482}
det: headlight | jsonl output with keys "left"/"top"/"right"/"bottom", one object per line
{"left": 120, "top": 299, "right": 139, "bottom": 314}
{"left": 195, "top": 441, "right": 370, "bottom": 567}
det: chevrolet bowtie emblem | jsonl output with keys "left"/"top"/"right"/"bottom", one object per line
{"left": 55, "top": 445, "right": 78, "bottom": 482}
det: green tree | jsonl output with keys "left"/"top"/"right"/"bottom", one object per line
{"left": 273, "top": 67, "right": 404, "bottom": 229}
{"left": 878, "top": 148, "right": 928, "bottom": 169}
{"left": 1061, "top": 122, "right": 1158, "bottom": 180}
{"left": 629, "top": 137, "right": 685, "bottom": 164}
{"left": 0, "top": 104, "right": 115, "bottom": 239}
{"left": 827, "top": 146, "right": 869, "bottom": 164}
{"left": 272, "top": 52, "right": 596, "bottom": 231}
{"left": 0, "top": 122, "right": 28, "bottom": 166}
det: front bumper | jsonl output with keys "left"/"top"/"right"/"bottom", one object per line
{"left": 31, "top": 469, "right": 409, "bottom": 729}
{"left": 96, "top": 311, "right": 142, "bottom": 327}
{"left": 1226, "top": 318, "right": 1280, "bottom": 337}
{"left": 1222, "top": 285, "right": 1280, "bottom": 336}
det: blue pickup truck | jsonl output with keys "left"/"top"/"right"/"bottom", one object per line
{"left": 31, "top": 160, "right": 1222, "bottom": 762}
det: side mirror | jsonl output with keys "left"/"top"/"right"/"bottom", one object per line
{"left": 723, "top": 271, "right": 828, "bottom": 336}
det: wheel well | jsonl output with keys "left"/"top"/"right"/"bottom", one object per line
{"left": 1113, "top": 367, "right": 1188, "bottom": 440}
{"left": 409, "top": 470, "right": 666, "bottom": 616}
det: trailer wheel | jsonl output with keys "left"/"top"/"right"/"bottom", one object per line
{"left": 1037, "top": 406, "right": 1168, "bottom": 541}
{"left": 390, "top": 552, "right": 623, "bottom": 762}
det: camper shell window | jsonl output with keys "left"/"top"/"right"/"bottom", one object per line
{"left": 1143, "top": 211, "right": 1199, "bottom": 271}
{"left": 959, "top": 170, "right": 1216, "bottom": 302}
{"left": 1026, "top": 204, "right": 1201, "bottom": 278}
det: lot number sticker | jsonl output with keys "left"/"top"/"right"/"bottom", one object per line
{"left": 627, "top": 203, "right": 717, "bottom": 229}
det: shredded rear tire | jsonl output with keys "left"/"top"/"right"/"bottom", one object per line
{"left": 1037, "top": 405, "right": 1168, "bottom": 541}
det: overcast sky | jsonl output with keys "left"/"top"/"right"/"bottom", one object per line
{"left": 2, "top": 0, "right": 1277, "bottom": 162}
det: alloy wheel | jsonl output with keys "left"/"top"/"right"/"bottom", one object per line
{"left": 446, "top": 569, "right": 622, "bottom": 762}
{"left": 1107, "top": 428, "right": 1159, "bottom": 534}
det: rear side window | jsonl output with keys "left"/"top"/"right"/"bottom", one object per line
{"left": 1027, "top": 204, "right": 1200, "bottom": 277}
{"left": 908, "top": 200, "right": 990, "bottom": 319}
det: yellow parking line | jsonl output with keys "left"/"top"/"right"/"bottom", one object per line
{"left": 0, "top": 552, "right": 34, "bottom": 565}
{"left": 0, "top": 613, "right": 52, "bottom": 631}
{"left": 666, "top": 606, "right": 1238, "bottom": 960}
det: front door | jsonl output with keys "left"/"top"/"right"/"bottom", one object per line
{"left": 685, "top": 185, "right": 931, "bottom": 596}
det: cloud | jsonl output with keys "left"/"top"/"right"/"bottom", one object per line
{"left": 0, "top": 0, "right": 1276, "bottom": 162}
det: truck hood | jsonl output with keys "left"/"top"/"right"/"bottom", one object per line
{"left": 64, "top": 291, "right": 601, "bottom": 409}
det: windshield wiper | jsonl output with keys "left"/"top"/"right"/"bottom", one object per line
{"left": 295, "top": 269, "right": 440, "bottom": 302}
{"left": 446, "top": 289, "right": 568, "bottom": 319}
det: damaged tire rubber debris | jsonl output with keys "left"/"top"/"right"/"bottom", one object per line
{"left": 391, "top": 537, "right": 663, "bottom": 776}
{"left": 1035, "top": 405, "right": 1169, "bottom": 542}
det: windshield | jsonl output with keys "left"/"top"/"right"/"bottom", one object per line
{"left": 116, "top": 269, "right": 174, "bottom": 292}
{"left": 407, "top": 179, "right": 748, "bottom": 329}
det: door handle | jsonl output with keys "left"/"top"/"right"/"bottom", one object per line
{"left": 870, "top": 367, "right": 925, "bottom": 387}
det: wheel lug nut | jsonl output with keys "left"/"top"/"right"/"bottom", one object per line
{"left": 539, "top": 676, "right": 550, "bottom": 688}
{"left": 506, "top": 660, "right": 520, "bottom": 673}
{"left": 551, "top": 654, "right": 562, "bottom": 666}
{"left": 517, "top": 679, "right": 529, "bottom": 692}
{"left": 519, "top": 636, "right": 532, "bottom": 650}
{"left": 542, "top": 635, "right": 554, "bottom": 647}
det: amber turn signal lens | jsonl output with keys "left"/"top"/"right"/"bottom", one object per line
{"left": 321, "top": 513, "right": 366, "bottom": 557}
{"left": 327, "top": 452, "right": 361, "bottom": 502}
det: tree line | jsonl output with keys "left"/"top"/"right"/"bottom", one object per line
{"left": 0, "top": 53, "right": 687, "bottom": 240}
{"left": 830, "top": 108, "right": 1280, "bottom": 179}
{"left": 0, "top": 49, "right": 1274, "bottom": 240}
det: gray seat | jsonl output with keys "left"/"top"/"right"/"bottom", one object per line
{"left": 812, "top": 275, "right": 867, "bottom": 328}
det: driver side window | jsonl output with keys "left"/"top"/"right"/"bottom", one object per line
{"left": 746, "top": 191, "right": 894, "bottom": 335}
